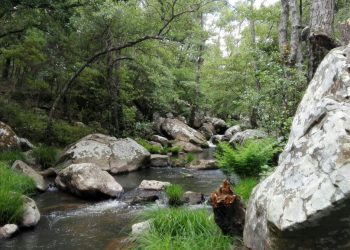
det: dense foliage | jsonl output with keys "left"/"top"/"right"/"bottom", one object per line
{"left": 135, "top": 208, "right": 233, "bottom": 250}
{"left": 216, "top": 138, "right": 279, "bottom": 177}
{"left": 0, "top": 162, "right": 36, "bottom": 225}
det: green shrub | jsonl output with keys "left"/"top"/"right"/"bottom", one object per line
{"left": 216, "top": 138, "right": 278, "bottom": 177}
{"left": 137, "top": 139, "right": 163, "bottom": 154}
{"left": 0, "top": 162, "right": 36, "bottom": 225}
{"left": 165, "top": 184, "right": 184, "bottom": 207}
{"left": 135, "top": 208, "right": 233, "bottom": 250}
{"left": 32, "top": 145, "right": 58, "bottom": 169}
{"left": 0, "top": 150, "right": 26, "bottom": 165}
{"left": 167, "top": 146, "right": 182, "bottom": 155}
{"left": 235, "top": 178, "right": 258, "bottom": 202}
{"left": 52, "top": 121, "right": 95, "bottom": 146}
{"left": 186, "top": 153, "right": 195, "bottom": 164}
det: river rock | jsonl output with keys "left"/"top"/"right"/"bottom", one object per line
{"left": 55, "top": 163, "right": 124, "bottom": 199}
{"left": 212, "top": 134, "right": 226, "bottom": 143}
{"left": 187, "top": 159, "right": 217, "bottom": 170}
{"left": 229, "top": 129, "right": 267, "bottom": 145}
{"left": 150, "top": 154, "right": 169, "bottom": 167}
{"left": 161, "top": 118, "right": 207, "bottom": 147}
{"left": 244, "top": 45, "right": 350, "bottom": 250}
{"left": 21, "top": 195, "right": 40, "bottom": 227}
{"left": 12, "top": 160, "right": 48, "bottom": 191}
{"left": 132, "top": 220, "right": 151, "bottom": 235}
{"left": 199, "top": 123, "right": 215, "bottom": 140}
{"left": 40, "top": 167, "right": 58, "bottom": 178}
{"left": 138, "top": 180, "right": 170, "bottom": 191}
{"left": 151, "top": 135, "right": 169, "bottom": 147}
{"left": 204, "top": 117, "right": 228, "bottom": 134}
{"left": 224, "top": 125, "right": 241, "bottom": 138}
{"left": 56, "top": 134, "right": 150, "bottom": 174}
{"left": 183, "top": 191, "right": 204, "bottom": 205}
{"left": 0, "top": 224, "right": 18, "bottom": 239}
{"left": 122, "top": 188, "right": 164, "bottom": 204}
{"left": 149, "top": 141, "right": 163, "bottom": 148}
{"left": 173, "top": 141, "right": 203, "bottom": 153}
{"left": 0, "top": 121, "right": 33, "bottom": 151}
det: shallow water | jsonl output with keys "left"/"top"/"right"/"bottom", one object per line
{"left": 1, "top": 166, "right": 225, "bottom": 250}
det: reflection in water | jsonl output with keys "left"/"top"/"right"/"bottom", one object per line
{"left": 1, "top": 163, "right": 225, "bottom": 250}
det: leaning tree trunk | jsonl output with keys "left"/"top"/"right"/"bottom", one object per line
{"left": 308, "top": 0, "right": 337, "bottom": 81}
{"left": 278, "top": 0, "right": 289, "bottom": 59}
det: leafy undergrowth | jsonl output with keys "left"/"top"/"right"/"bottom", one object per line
{"left": 134, "top": 208, "right": 234, "bottom": 250}
{"left": 0, "top": 162, "right": 36, "bottom": 225}
{"left": 234, "top": 178, "right": 258, "bottom": 202}
{"left": 216, "top": 138, "right": 279, "bottom": 177}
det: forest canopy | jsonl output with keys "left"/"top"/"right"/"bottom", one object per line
{"left": 0, "top": 0, "right": 349, "bottom": 145}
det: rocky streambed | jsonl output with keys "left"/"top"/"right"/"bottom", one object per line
{"left": 0, "top": 167, "right": 225, "bottom": 250}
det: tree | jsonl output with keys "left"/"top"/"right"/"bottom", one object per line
{"left": 308, "top": 0, "right": 337, "bottom": 80}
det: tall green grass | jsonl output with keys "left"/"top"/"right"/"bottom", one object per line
{"left": 0, "top": 150, "right": 26, "bottom": 165}
{"left": 0, "top": 162, "right": 36, "bottom": 225}
{"left": 134, "top": 208, "right": 233, "bottom": 250}
{"left": 235, "top": 178, "right": 258, "bottom": 202}
{"left": 32, "top": 145, "right": 58, "bottom": 169}
{"left": 165, "top": 184, "right": 184, "bottom": 207}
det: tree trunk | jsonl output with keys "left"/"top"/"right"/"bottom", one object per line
{"left": 308, "top": 0, "right": 336, "bottom": 81}
{"left": 190, "top": 12, "right": 204, "bottom": 127}
{"left": 278, "top": 0, "right": 289, "bottom": 58}
{"left": 289, "top": 0, "right": 302, "bottom": 65}
{"left": 2, "top": 58, "right": 11, "bottom": 80}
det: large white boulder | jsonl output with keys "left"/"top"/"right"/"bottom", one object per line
{"left": 229, "top": 129, "right": 267, "bottom": 145}
{"left": 12, "top": 160, "right": 47, "bottom": 191}
{"left": 56, "top": 134, "right": 150, "bottom": 174}
{"left": 138, "top": 180, "right": 170, "bottom": 191}
{"left": 21, "top": 195, "right": 40, "bottom": 227}
{"left": 55, "top": 163, "right": 124, "bottom": 199}
{"left": 0, "top": 121, "right": 33, "bottom": 151}
{"left": 161, "top": 118, "right": 207, "bottom": 147}
{"left": 244, "top": 45, "right": 350, "bottom": 249}
{"left": 0, "top": 224, "right": 18, "bottom": 239}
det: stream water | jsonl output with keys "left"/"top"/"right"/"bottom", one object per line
{"left": 1, "top": 150, "right": 226, "bottom": 250}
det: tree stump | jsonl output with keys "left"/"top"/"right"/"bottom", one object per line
{"left": 210, "top": 180, "right": 246, "bottom": 236}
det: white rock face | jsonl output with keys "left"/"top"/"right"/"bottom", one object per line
{"left": 12, "top": 160, "right": 47, "bottom": 191}
{"left": 187, "top": 159, "right": 218, "bottom": 170}
{"left": 55, "top": 163, "right": 124, "bottom": 199}
{"left": 131, "top": 220, "right": 151, "bottom": 235}
{"left": 0, "top": 224, "right": 18, "bottom": 239}
{"left": 0, "top": 121, "right": 33, "bottom": 151}
{"left": 173, "top": 141, "right": 203, "bottom": 153}
{"left": 229, "top": 129, "right": 267, "bottom": 145}
{"left": 56, "top": 134, "right": 150, "bottom": 174}
{"left": 244, "top": 45, "right": 350, "bottom": 250}
{"left": 21, "top": 195, "right": 40, "bottom": 227}
{"left": 161, "top": 118, "right": 207, "bottom": 147}
{"left": 150, "top": 154, "right": 169, "bottom": 167}
{"left": 224, "top": 125, "right": 241, "bottom": 138}
{"left": 138, "top": 180, "right": 170, "bottom": 191}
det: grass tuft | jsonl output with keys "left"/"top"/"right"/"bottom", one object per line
{"left": 234, "top": 178, "right": 258, "bottom": 202}
{"left": 32, "top": 145, "right": 58, "bottom": 169}
{"left": 0, "top": 150, "right": 26, "bottom": 165}
{"left": 134, "top": 208, "right": 233, "bottom": 250}
{"left": 165, "top": 184, "right": 184, "bottom": 207}
{"left": 0, "top": 161, "right": 36, "bottom": 225}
